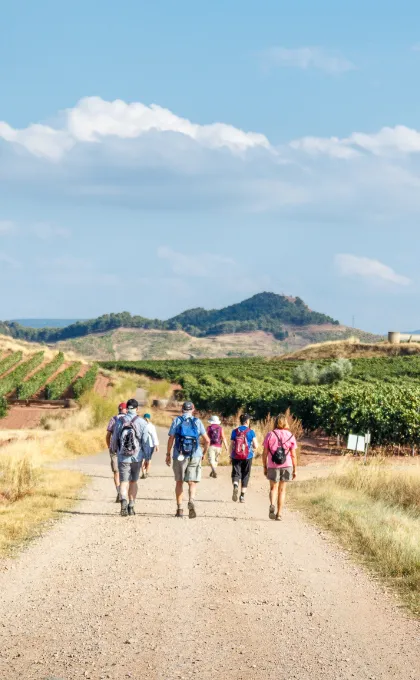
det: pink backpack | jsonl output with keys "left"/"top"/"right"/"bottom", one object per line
{"left": 232, "top": 427, "right": 250, "bottom": 460}
{"left": 208, "top": 424, "right": 222, "bottom": 446}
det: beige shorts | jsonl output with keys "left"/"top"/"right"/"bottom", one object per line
{"left": 208, "top": 445, "right": 222, "bottom": 466}
{"left": 267, "top": 467, "right": 293, "bottom": 482}
{"left": 110, "top": 452, "right": 118, "bottom": 473}
{"left": 173, "top": 456, "right": 202, "bottom": 483}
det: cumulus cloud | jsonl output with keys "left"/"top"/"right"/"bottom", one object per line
{"left": 263, "top": 46, "right": 355, "bottom": 74}
{"left": 291, "top": 125, "right": 420, "bottom": 158}
{"left": 335, "top": 254, "right": 411, "bottom": 286}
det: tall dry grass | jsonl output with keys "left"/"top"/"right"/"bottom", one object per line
{"left": 290, "top": 459, "right": 420, "bottom": 615}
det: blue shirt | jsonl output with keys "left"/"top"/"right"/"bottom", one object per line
{"left": 169, "top": 415, "right": 206, "bottom": 460}
{"left": 231, "top": 426, "right": 256, "bottom": 460}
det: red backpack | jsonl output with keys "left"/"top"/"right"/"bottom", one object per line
{"left": 232, "top": 427, "right": 250, "bottom": 460}
{"left": 208, "top": 424, "right": 222, "bottom": 446}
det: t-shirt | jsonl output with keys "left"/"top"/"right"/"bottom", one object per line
{"left": 264, "top": 429, "right": 297, "bottom": 469}
{"left": 207, "top": 424, "right": 223, "bottom": 448}
{"left": 146, "top": 422, "right": 159, "bottom": 448}
{"left": 169, "top": 415, "right": 206, "bottom": 460}
{"left": 107, "top": 413, "right": 123, "bottom": 433}
{"left": 115, "top": 411, "right": 149, "bottom": 462}
{"left": 230, "top": 426, "right": 256, "bottom": 460}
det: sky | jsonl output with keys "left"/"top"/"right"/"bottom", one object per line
{"left": 1, "top": 0, "right": 420, "bottom": 334}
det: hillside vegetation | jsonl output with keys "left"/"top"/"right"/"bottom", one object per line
{"left": 0, "top": 292, "right": 340, "bottom": 344}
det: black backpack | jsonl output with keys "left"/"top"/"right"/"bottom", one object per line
{"left": 271, "top": 431, "right": 293, "bottom": 465}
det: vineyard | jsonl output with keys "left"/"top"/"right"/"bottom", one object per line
{"left": 0, "top": 351, "right": 100, "bottom": 418}
{"left": 101, "top": 357, "right": 420, "bottom": 447}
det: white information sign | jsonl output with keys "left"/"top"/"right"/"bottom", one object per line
{"left": 347, "top": 433, "right": 367, "bottom": 453}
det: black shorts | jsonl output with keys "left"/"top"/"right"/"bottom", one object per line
{"left": 231, "top": 459, "right": 252, "bottom": 488}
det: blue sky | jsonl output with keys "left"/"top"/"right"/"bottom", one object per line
{"left": 1, "top": 0, "right": 420, "bottom": 333}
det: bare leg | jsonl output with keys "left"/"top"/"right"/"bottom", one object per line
{"left": 128, "top": 481, "right": 138, "bottom": 502}
{"left": 120, "top": 481, "right": 129, "bottom": 501}
{"left": 269, "top": 481, "right": 278, "bottom": 506}
{"left": 277, "top": 481, "right": 287, "bottom": 515}
{"left": 188, "top": 481, "right": 196, "bottom": 503}
{"left": 176, "top": 480, "right": 184, "bottom": 506}
{"left": 113, "top": 470, "right": 120, "bottom": 491}
{"left": 144, "top": 460, "right": 151, "bottom": 474}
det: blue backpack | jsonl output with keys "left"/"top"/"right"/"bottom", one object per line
{"left": 176, "top": 416, "right": 199, "bottom": 457}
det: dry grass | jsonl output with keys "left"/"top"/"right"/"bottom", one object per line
{"left": 289, "top": 459, "right": 420, "bottom": 615}
{"left": 281, "top": 337, "right": 420, "bottom": 360}
{"left": 0, "top": 332, "right": 85, "bottom": 363}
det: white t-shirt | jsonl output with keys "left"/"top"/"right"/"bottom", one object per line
{"left": 146, "top": 422, "right": 159, "bottom": 447}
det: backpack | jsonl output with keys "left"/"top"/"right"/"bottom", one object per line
{"left": 208, "top": 424, "right": 222, "bottom": 446}
{"left": 118, "top": 415, "right": 140, "bottom": 457}
{"left": 233, "top": 427, "right": 251, "bottom": 460}
{"left": 176, "top": 416, "right": 199, "bottom": 457}
{"left": 270, "top": 430, "right": 293, "bottom": 466}
{"left": 109, "top": 414, "right": 123, "bottom": 454}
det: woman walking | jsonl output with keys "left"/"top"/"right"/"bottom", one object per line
{"left": 263, "top": 414, "right": 297, "bottom": 521}
{"left": 206, "top": 415, "right": 228, "bottom": 478}
{"left": 141, "top": 413, "right": 159, "bottom": 479}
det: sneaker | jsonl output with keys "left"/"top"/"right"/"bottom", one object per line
{"left": 269, "top": 504, "right": 276, "bottom": 520}
{"left": 141, "top": 472, "right": 146, "bottom": 480}
{"left": 175, "top": 508, "right": 184, "bottom": 518}
{"left": 275, "top": 513, "right": 282, "bottom": 521}
{"left": 239, "top": 493, "right": 245, "bottom": 503}
{"left": 115, "top": 492, "right": 121, "bottom": 503}
{"left": 120, "top": 499, "right": 128, "bottom": 517}
{"left": 188, "top": 501, "right": 197, "bottom": 519}
{"left": 128, "top": 505, "right": 136, "bottom": 516}
{"left": 232, "top": 485, "right": 239, "bottom": 502}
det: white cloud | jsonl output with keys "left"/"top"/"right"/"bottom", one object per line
{"left": 335, "top": 254, "right": 411, "bottom": 286}
{"left": 0, "top": 220, "right": 15, "bottom": 235}
{"left": 0, "top": 252, "right": 20, "bottom": 268}
{"left": 37, "top": 256, "right": 119, "bottom": 286}
{"left": 263, "top": 46, "right": 355, "bottom": 74}
{"left": 31, "top": 223, "right": 70, "bottom": 240}
{"left": 0, "top": 96, "right": 270, "bottom": 161}
{"left": 291, "top": 125, "right": 420, "bottom": 158}
{"left": 411, "top": 44, "right": 420, "bottom": 52}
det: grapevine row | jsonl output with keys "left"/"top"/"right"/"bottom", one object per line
{"left": 0, "top": 351, "right": 23, "bottom": 377}
{"left": 45, "top": 362, "right": 82, "bottom": 400}
{"left": 0, "top": 397, "right": 7, "bottom": 418}
{"left": 73, "top": 364, "right": 99, "bottom": 398}
{"left": 16, "top": 352, "right": 65, "bottom": 399}
{"left": 0, "top": 352, "right": 45, "bottom": 397}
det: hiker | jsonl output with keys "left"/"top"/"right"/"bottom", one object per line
{"left": 262, "top": 414, "right": 297, "bottom": 521}
{"left": 206, "top": 415, "right": 228, "bottom": 478}
{"left": 166, "top": 401, "right": 209, "bottom": 518}
{"left": 106, "top": 402, "right": 127, "bottom": 502}
{"left": 112, "top": 398, "right": 149, "bottom": 517}
{"left": 141, "top": 413, "right": 159, "bottom": 479}
{"left": 230, "top": 414, "right": 258, "bottom": 503}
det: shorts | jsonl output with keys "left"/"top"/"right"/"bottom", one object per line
{"left": 118, "top": 461, "right": 142, "bottom": 483}
{"left": 208, "top": 445, "right": 222, "bottom": 467}
{"left": 267, "top": 467, "right": 293, "bottom": 482}
{"left": 231, "top": 458, "right": 252, "bottom": 488}
{"left": 173, "top": 456, "right": 202, "bottom": 483}
{"left": 143, "top": 445, "right": 155, "bottom": 462}
{"left": 110, "top": 452, "right": 118, "bottom": 473}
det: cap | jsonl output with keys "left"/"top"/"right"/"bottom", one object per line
{"left": 118, "top": 402, "right": 127, "bottom": 411}
{"left": 182, "top": 401, "right": 194, "bottom": 412}
{"left": 126, "top": 398, "right": 139, "bottom": 410}
{"left": 143, "top": 413, "right": 151, "bottom": 420}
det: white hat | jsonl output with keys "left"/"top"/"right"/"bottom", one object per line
{"left": 208, "top": 415, "right": 221, "bottom": 425}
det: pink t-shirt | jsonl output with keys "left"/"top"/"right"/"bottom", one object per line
{"left": 264, "top": 429, "right": 297, "bottom": 469}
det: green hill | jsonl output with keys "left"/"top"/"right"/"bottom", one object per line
{"left": 0, "top": 293, "right": 339, "bottom": 345}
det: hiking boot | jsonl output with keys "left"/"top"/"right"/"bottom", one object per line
{"left": 120, "top": 499, "right": 128, "bottom": 517}
{"left": 269, "top": 504, "right": 276, "bottom": 520}
{"left": 128, "top": 505, "right": 136, "bottom": 516}
{"left": 275, "top": 513, "right": 282, "bottom": 521}
{"left": 140, "top": 472, "right": 146, "bottom": 480}
{"left": 212, "top": 471, "right": 217, "bottom": 479}
{"left": 209, "top": 470, "right": 214, "bottom": 478}
{"left": 188, "top": 501, "right": 197, "bottom": 519}
{"left": 239, "top": 493, "right": 245, "bottom": 503}
{"left": 175, "top": 508, "right": 184, "bottom": 518}
{"left": 232, "top": 485, "right": 239, "bottom": 502}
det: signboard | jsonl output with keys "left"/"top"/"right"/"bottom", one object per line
{"left": 347, "top": 433, "right": 368, "bottom": 453}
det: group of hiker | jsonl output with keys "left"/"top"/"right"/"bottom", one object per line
{"left": 106, "top": 399, "right": 297, "bottom": 521}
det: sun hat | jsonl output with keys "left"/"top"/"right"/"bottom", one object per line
{"left": 208, "top": 415, "right": 221, "bottom": 425}
{"left": 143, "top": 413, "right": 151, "bottom": 420}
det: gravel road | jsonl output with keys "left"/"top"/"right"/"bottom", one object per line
{"left": 0, "top": 426, "right": 419, "bottom": 680}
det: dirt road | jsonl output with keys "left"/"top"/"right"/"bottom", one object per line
{"left": 0, "top": 427, "right": 419, "bottom": 680}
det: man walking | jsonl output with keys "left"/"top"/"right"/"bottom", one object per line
{"left": 230, "top": 414, "right": 258, "bottom": 503}
{"left": 113, "top": 398, "right": 149, "bottom": 517}
{"left": 106, "top": 402, "right": 127, "bottom": 502}
{"left": 166, "top": 401, "right": 209, "bottom": 518}
{"left": 141, "top": 413, "right": 159, "bottom": 479}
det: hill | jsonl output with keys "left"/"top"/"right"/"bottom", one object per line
{"left": 280, "top": 337, "right": 420, "bottom": 360}
{"left": 1, "top": 292, "right": 340, "bottom": 344}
